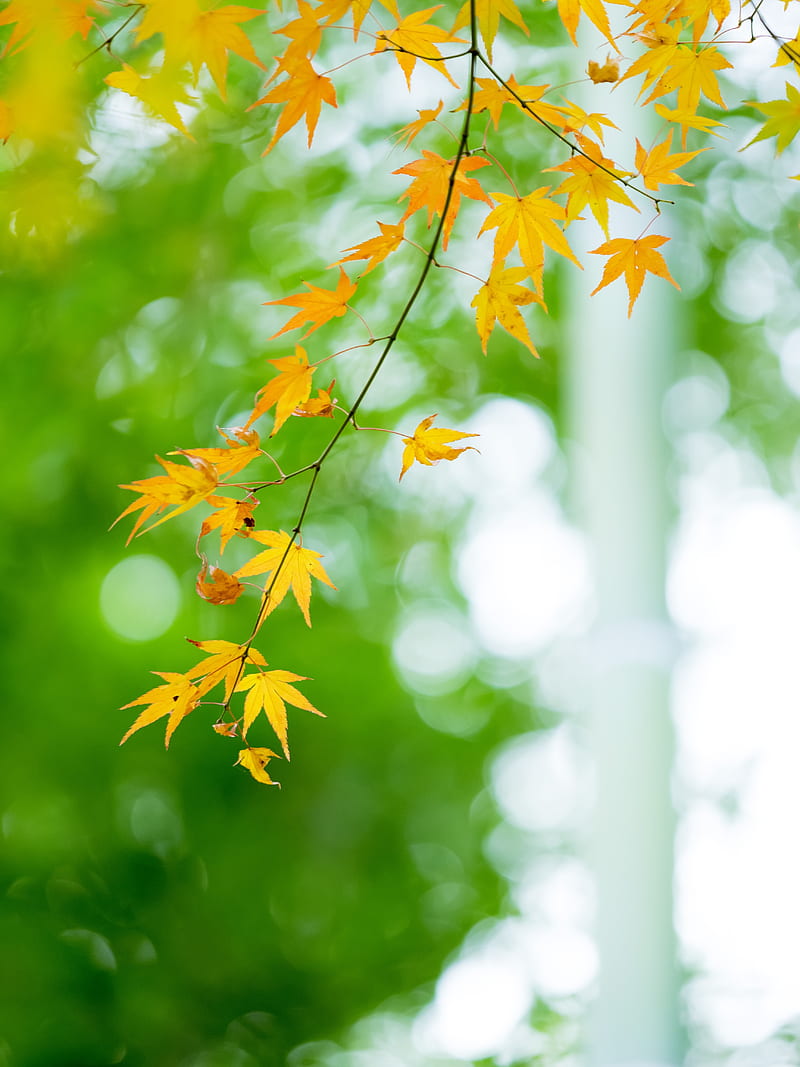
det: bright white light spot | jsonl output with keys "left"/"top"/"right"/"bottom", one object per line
{"left": 100, "top": 554, "right": 180, "bottom": 641}
{"left": 392, "top": 608, "right": 476, "bottom": 695}
{"left": 414, "top": 955, "right": 532, "bottom": 1061}
{"left": 491, "top": 727, "right": 590, "bottom": 833}
{"left": 458, "top": 495, "right": 590, "bottom": 657}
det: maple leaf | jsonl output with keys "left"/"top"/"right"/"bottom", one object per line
{"left": 590, "top": 234, "right": 679, "bottom": 316}
{"left": 451, "top": 0, "right": 529, "bottom": 60}
{"left": 196, "top": 559, "right": 245, "bottom": 605}
{"left": 330, "top": 221, "right": 405, "bottom": 275}
{"left": 265, "top": 269, "right": 356, "bottom": 340}
{"left": 274, "top": 0, "right": 322, "bottom": 65}
{"left": 237, "top": 667, "right": 323, "bottom": 755}
{"left": 399, "top": 414, "right": 479, "bottom": 480}
{"left": 547, "top": 137, "right": 637, "bottom": 238}
{"left": 104, "top": 64, "right": 196, "bottom": 140}
{"left": 745, "top": 83, "right": 800, "bottom": 154}
{"left": 136, "top": 0, "right": 198, "bottom": 60}
{"left": 120, "top": 672, "right": 201, "bottom": 748}
{"left": 0, "top": 0, "right": 97, "bottom": 52}
{"left": 315, "top": 0, "right": 398, "bottom": 37}
{"left": 213, "top": 721, "right": 239, "bottom": 737}
{"left": 236, "top": 746, "right": 281, "bottom": 785}
{"left": 251, "top": 57, "right": 337, "bottom": 155}
{"left": 394, "top": 100, "right": 443, "bottom": 148}
{"left": 175, "top": 426, "right": 262, "bottom": 479}
{"left": 635, "top": 133, "right": 702, "bottom": 191}
{"left": 235, "top": 529, "right": 336, "bottom": 626}
{"left": 394, "top": 151, "right": 492, "bottom": 250}
{"left": 294, "top": 381, "right": 337, "bottom": 418}
{"left": 654, "top": 102, "right": 724, "bottom": 148}
{"left": 560, "top": 98, "right": 618, "bottom": 143}
{"left": 554, "top": 0, "right": 618, "bottom": 50}
{"left": 650, "top": 45, "right": 731, "bottom": 113}
{"left": 244, "top": 346, "right": 316, "bottom": 435}
{"left": 373, "top": 7, "right": 462, "bottom": 89}
{"left": 471, "top": 266, "right": 541, "bottom": 356}
{"left": 113, "top": 454, "right": 218, "bottom": 543}
{"left": 618, "top": 22, "right": 681, "bottom": 101}
{"left": 185, "top": 639, "right": 267, "bottom": 701}
{"left": 200, "top": 496, "right": 259, "bottom": 551}
{"left": 186, "top": 5, "right": 266, "bottom": 98}
{"left": 461, "top": 76, "right": 569, "bottom": 130}
{"left": 479, "top": 188, "right": 582, "bottom": 285}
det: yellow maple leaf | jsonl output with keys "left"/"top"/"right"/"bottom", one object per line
{"left": 236, "top": 746, "right": 281, "bottom": 786}
{"left": 245, "top": 346, "right": 316, "bottom": 435}
{"left": 104, "top": 63, "right": 196, "bottom": 140}
{"left": 654, "top": 102, "right": 725, "bottom": 149}
{"left": 185, "top": 639, "right": 266, "bottom": 702}
{"left": 265, "top": 269, "right": 356, "bottom": 340}
{"left": 235, "top": 529, "right": 336, "bottom": 626}
{"left": 237, "top": 668, "right": 323, "bottom": 756}
{"left": 186, "top": 5, "right": 266, "bottom": 98}
{"left": 196, "top": 559, "right": 245, "bottom": 605}
{"left": 250, "top": 56, "right": 337, "bottom": 155}
{"left": 200, "top": 496, "right": 259, "bottom": 552}
{"left": 471, "top": 266, "right": 541, "bottom": 356}
{"left": 451, "top": 0, "right": 528, "bottom": 59}
{"left": 590, "top": 234, "right": 679, "bottom": 316}
{"left": 315, "top": 0, "right": 397, "bottom": 38}
{"left": 113, "top": 454, "right": 218, "bottom": 543}
{"left": 120, "top": 672, "right": 200, "bottom": 748}
{"left": 559, "top": 98, "right": 618, "bottom": 143}
{"left": 744, "top": 83, "right": 800, "bottom": 154}
{"left": 553, "top": 0, "right": 618, "bottom": 49}
{"left": 399, "top": 414, "right": 479, "bottom": 480}
{"left": 634, "top": 133, "right": 703, "bottom": 191}
{"left": 395, "top": 151, "right": 492, "bottom": 250}
{"left": 373, "top": 7, "right": 462, "bottom": 89}
{"left": 645, "top": 43, "right": 731, "bottom": 112}
{"left": 479, "top": 188, "right": 582, "bottom": 285}
{"left": 330, "top": 221, "right": 405, "bottom": 275}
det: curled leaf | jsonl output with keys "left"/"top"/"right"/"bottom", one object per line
{"left": 196, "top": 558, "right": 245, "bottom": 605}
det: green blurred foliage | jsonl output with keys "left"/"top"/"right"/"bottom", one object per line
{"left": 0, "top": 19, "right": 561, "bottom": 1066}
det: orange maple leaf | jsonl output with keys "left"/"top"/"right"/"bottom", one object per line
{"left": 265, "top": 269, "right": 356, "bottom": 340}
{"left": 200, "top": 496, "right": 259, "bottom": 551}
{"left": 120, "top": 672, "right": 201, "bottom": 748}
{"left": 587, "top": 57, "right": 619, "bottom": 83}
{"left": 373, "top": 7, "right": 462, "bottom": 89}
{"left": 175, "top": 426, "right": 262, "bottom": 479}
{"left": 294, "top": 381, "right": 337, "bottom": 418}
{"left": 546, "top": 136, "right": 637, "bottom": 238}
{"left": 250, "top": 56, "right": 337, "bottom": 155}
{"left": 395, "top": 151, "right": 492, "bottom": 250}
{"left": 235, "top": 529, "right": 336, "bottom": 626}
{"left": 315, "top": 0, "right": 397, "bottom": 38}
{"left": 274, "top": 0, "right": 322, "bottom": 64}
{"left": 245, "top": 346, "right": 316, "bottom": 435}
{"left": 330, "top": 221, "right": 405, "bottom": 275}
{"left": 590, "top": 234, "right": 679, "bottom": 316}
{"left": 236, "top": 667, "right": 323, "bottom": 756}
{"left": 399, "top": 414, "right": 479, "bottom": 480}
{"left": 471, "top": 266, "right": 541, "bottom": 356}
{"left": 394, "top": 100, "right": 443, "bottom": 148}
{"left": 113, "top": 454, "right": 218, "bottom": 543}
{"left": 634, "top": 133, "right": 702, "bottom": 191}
{"left": 196, "top": 559, "right": 245, "bottom": 605}
{"left": 236, "top": 746, "right": 281, "bottom": 785}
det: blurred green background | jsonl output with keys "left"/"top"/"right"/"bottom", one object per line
{"left": 3, "top": 5, "right": 800, "bottom": 1067}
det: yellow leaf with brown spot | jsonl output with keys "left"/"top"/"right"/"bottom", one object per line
{"left": 120, "top": 672, "right": 200, "bottom": 748}
{"left": 196, "top": 559, "right": 245, "bottom": 605}
{"left": 236, "top": 747, "right": 281, "bottom": 785}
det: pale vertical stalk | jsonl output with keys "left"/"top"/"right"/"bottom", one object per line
{"left": 563, "top": 49, "right": 685, "bottom": 1067}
